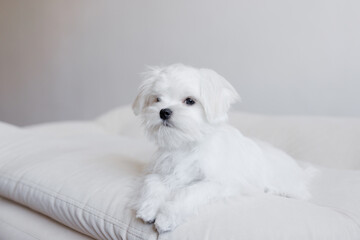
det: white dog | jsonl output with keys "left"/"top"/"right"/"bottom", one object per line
{"left": 131, "top": 63, "right": 314, "bottom": 233}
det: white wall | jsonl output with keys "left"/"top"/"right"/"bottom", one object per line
{"left": 0, "top": 0, "right": 359, "bottom": 125}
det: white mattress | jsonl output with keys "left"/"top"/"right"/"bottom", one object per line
{"left": 0, "top": 107, "right": 359, "bottom": 240}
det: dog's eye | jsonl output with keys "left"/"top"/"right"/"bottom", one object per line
{"left": 156, "top": 97, "right": 161, "bottom": 102}
{"left": 184, "top": 97, "right": 195, "bottom": 105}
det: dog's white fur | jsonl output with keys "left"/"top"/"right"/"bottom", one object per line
{"left": 132, "top": 64, "right": 314, "bottom": 233}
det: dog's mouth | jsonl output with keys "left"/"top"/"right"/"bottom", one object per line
{"left": 161, "top": 120, "right": 173, "bottom": 127}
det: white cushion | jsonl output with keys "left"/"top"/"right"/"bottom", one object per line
{"left": 0, "top": 197, "right": 92, "bottom": 240}
{"left": 0, "top": 127, "right": 156, "bottom": 240}
{"left": 229, "top": 112, "right": 360, "bottom": 169}
{"left": 0, "top": 107, "right": 360, "bottom": 240}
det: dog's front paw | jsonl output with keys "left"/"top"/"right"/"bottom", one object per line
{"left": 154, "top": 203, "right": 183, "bottom": 233}
{"left": 154, "top": 212, "right": 178, "bottom": 233}
{"left": 135, "top": 203, "right": 159, "bottom": 224}
{"left": 136, "top": 211, "right": 156, "bottom": 224}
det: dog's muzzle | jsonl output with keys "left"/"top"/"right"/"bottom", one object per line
{"left": 160, "top": 108, "right": 172, "bottom": 120}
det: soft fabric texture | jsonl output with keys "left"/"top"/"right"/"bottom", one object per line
{"left": 0, "top": 106, "right": 359, "bottom": 240}
{"left": 0, "top": 197, "right": 92, "bottom": 240}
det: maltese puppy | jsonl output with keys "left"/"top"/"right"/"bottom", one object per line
{"left": 132, "top": 63, "right": 314, "bottom": 233}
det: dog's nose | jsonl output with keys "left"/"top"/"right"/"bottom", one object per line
{"left": 160, "top": 108, "right": 172, "bottom": 120}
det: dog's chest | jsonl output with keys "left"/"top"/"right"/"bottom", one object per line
{"left": 153, "top": 151, "right": 204, "bottom": 186}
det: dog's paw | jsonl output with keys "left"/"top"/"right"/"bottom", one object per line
{"left": 136, "top": 205, "right": 158, "bottom": 224}
{"left": 154, "top": 203, "right": 184, "bottom": 233}
{"left": 154, "top": 212, "right": 177, "bottom": 233}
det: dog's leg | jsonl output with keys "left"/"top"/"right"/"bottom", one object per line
{"left": 134, "top": 174, "right": 169, "bottom": 223}
{"left": 155, "top": 181, "right": 230, "bottom": 233}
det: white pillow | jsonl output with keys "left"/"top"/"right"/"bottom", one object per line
{"left": 0, "top": 127, "right": 157, "bottom": 240}
{"left": 0, "top": 118, "right": 360, "bottom": 240}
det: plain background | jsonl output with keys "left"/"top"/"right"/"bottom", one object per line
{"left": 0, "top": 0, "right": 359, "bottom": 126}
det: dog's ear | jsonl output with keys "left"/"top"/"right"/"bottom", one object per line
{"left": 199, "top": 68, "right": 240, "bottom": 123}
{"left": 132, "top": 66, "right": 162, "bottom": 115}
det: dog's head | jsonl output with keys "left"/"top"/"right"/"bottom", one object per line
{"left": 132, "top": 64, "right": 240, "bottom": 149}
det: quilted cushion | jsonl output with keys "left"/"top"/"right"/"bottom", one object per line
{"left": 0, "top": 108, "right": 360, "bottom": 240}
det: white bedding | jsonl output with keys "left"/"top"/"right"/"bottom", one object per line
{"left": 0, "top": 107, "right": 360, "bottom": 240}
{"left": 0, "top": 197, "right": 92, "bottom": 240}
